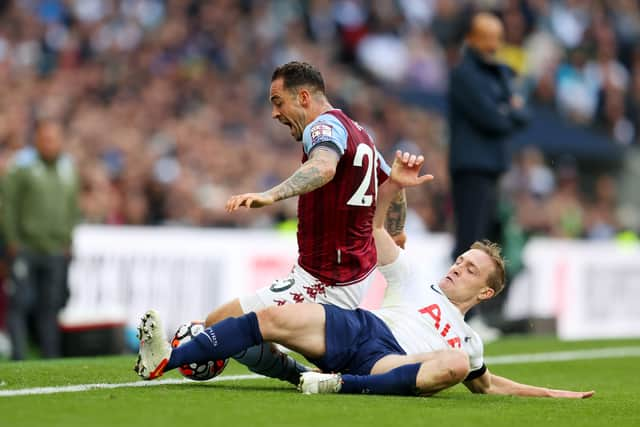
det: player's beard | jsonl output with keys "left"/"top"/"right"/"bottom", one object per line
{"left": 288, "top": 121, "right": 302, "bottom": 141}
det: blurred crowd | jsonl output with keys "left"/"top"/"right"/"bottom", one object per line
{"left": 0, "top": 0, "right": 638, "bottom": 241}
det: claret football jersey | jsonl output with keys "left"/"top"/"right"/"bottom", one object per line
{"left": 297, "top": 109, "right": 390, "bottom": 286}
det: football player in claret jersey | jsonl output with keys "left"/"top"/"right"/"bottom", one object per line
{"left": 134, "top": 62, "right": 406, "bottom": 384}
{"left": 135, "top": 151, "right": 594, "bottom": 399}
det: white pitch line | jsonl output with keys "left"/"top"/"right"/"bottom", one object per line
{"left": 1, "top": 346, "right": 639, "bottom": 397}
{"left": 485, "top": 346, "right": 640, "bottom": 365}
{"left": 0, "top": 374, "right": 261, "bottom": 397}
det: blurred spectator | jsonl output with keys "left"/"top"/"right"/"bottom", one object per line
{"left": 496, "top": 3, "right": 530, "bottom": 76}
{"left": 2, "top": 119, "right": 80, "bottom": 359}
{"left": 402, "top": 29, "right": 448, "bottom": 93}
{"left": 430, "top": 0, "right": 467, "bottom": 50}
{"left": 549, "top": 0, "right": 591, "bottom": 49}
{"left": 500, "top": 146, "right": 555, "bottom": 285}
{"left": 547, "top": 159, "right": 585, "bottom": 238}
{"left": 556, "top": 46, "right": 599, "bottom": 124}
{"left": 584, "top": 173, "right": 620, "bottom": 239}
{"left": 0, "top": 186, "right": 8, "bottom": 359}
{"left": 598, "top": 85, "right": 635, "bottom": 145}
{"left": 503, "top": 145, "right": 555, "bottom": 199}
{"left": 448, "top": 12, "right": 530, "bottom": 337}
{"left": 586, "top": 20, "right": 629, "bottom": 93}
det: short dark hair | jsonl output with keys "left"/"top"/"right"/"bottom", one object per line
{"left": 271, "top": 61, "right": 325, "bottom": 94}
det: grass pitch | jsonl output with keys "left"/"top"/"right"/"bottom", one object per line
{"left": 1, "top": 336, "right": 638, "bottom": 427}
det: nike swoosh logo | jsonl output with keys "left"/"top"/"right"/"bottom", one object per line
{"left": 430, "top": 284, "right": 443, "bottom": 295}
{"left": 270, "top": 278, "right": 295, "bottom": 292}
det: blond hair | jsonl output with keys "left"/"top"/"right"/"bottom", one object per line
{"left": 471, "top": 240, "right": 506, "bottom": 295}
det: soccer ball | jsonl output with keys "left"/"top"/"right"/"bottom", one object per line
{"left": 171, "top": 321, "right": 228, "bottom": 381}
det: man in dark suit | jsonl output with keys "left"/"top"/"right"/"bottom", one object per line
{"left": 448, "top": 12, "right": 529, "bottom": 335}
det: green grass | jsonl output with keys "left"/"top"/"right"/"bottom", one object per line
{"left": 0, "top": 337, "right": 639, "bottom": 427}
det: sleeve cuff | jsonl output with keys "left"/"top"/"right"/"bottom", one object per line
{"left": 308, "top": 140, "right": 343, "bottom": 156}
{"left": 464, "top": 363, "right": 487, "bottom": 381}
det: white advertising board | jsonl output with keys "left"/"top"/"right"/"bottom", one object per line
{"left": 62, "top": 225, "right": 451, "bottom": 335}
{"left": 504, "top": 238, "right": 640, "bottom": 339}
{"left": 63, "top": 227, "right": 640, "bottom": 340}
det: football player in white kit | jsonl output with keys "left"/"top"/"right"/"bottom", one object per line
{"left": 135, "top": 151, "right": 594, "bottom": 399}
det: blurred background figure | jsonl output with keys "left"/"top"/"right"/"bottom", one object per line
{"left": 0, "top": 198, "right": 10, "bottom": 359}
{"left": 2, "top": 119, "right": 80, "bottom": 360}
{"left": 448, "top": 12, "right": 530, "bottom": 340}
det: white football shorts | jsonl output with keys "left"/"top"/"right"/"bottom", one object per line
{"left": 239, "top": 263, "right": 375, "bottom": 313}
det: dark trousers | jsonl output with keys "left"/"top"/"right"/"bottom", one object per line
{"left": 451, "top": 171, "right": 501, "bottom": 258}
{"left": 451, "top": 171, "right": 501, "bottom": 319}
{"left": 6, "top": 251, "right": 68, "bottom": 360}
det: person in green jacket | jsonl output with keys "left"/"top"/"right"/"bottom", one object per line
{"left": 2, "top": 119, "right": 80, "bottom": 360}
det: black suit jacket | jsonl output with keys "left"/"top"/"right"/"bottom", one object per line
{"left": 448, "top": 47, "right": 529, "bottom": 176}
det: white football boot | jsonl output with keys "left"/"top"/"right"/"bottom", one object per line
{"left": 298, "top": 372, "right": 343, "bottom": 394}
{"left": 134, "top": 309, "right": 172, "bottom": 380}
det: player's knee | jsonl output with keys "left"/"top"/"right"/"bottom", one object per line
{"left": 204, "top": 312, "right": 219, "bottom": 328}
{"left": 415, "top": 350, "right": 470, "bottom": 395}
{"left": 430, "top": 349, "right": 469, "bottom": 386}
{"left": 255, "top": 306, "right": 287, "bottom": 339}
{"left": 446, "top": 349, "right": 470, "bottom": 384}
{"left": 204, "top": 299, "right": 244, "bottom": 327}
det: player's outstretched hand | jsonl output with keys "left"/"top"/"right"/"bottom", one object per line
{"left": 390, "top": 150, "right": 434, "bottom": 188}
{"left": 226, "top": 192, "right": 275, "bottom": 211}
{"left": 547, "top": 389, "right": 595, "bottom": 399}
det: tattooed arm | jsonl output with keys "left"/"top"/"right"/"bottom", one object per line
{"left": 225, "top": 147, "right": 339, "bottom": 211}
{"left": 373, "top": 180, "right": 404, "bottom": 266}
{"left": 373, "top": 151, "right": 433, "bottom": 264}
{"left": 265, "top": 147, "right": 339, "bottom": 202}
{"left": 385, "top": 189, "right": 407, "bottom": 248}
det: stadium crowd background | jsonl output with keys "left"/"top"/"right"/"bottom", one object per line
{"left": 1, "top": 0, "right": 639, "bottom": 253}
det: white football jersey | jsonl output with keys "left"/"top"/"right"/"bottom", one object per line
{"left": 372, "top": 250, "right": 485, "bottom": 372}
